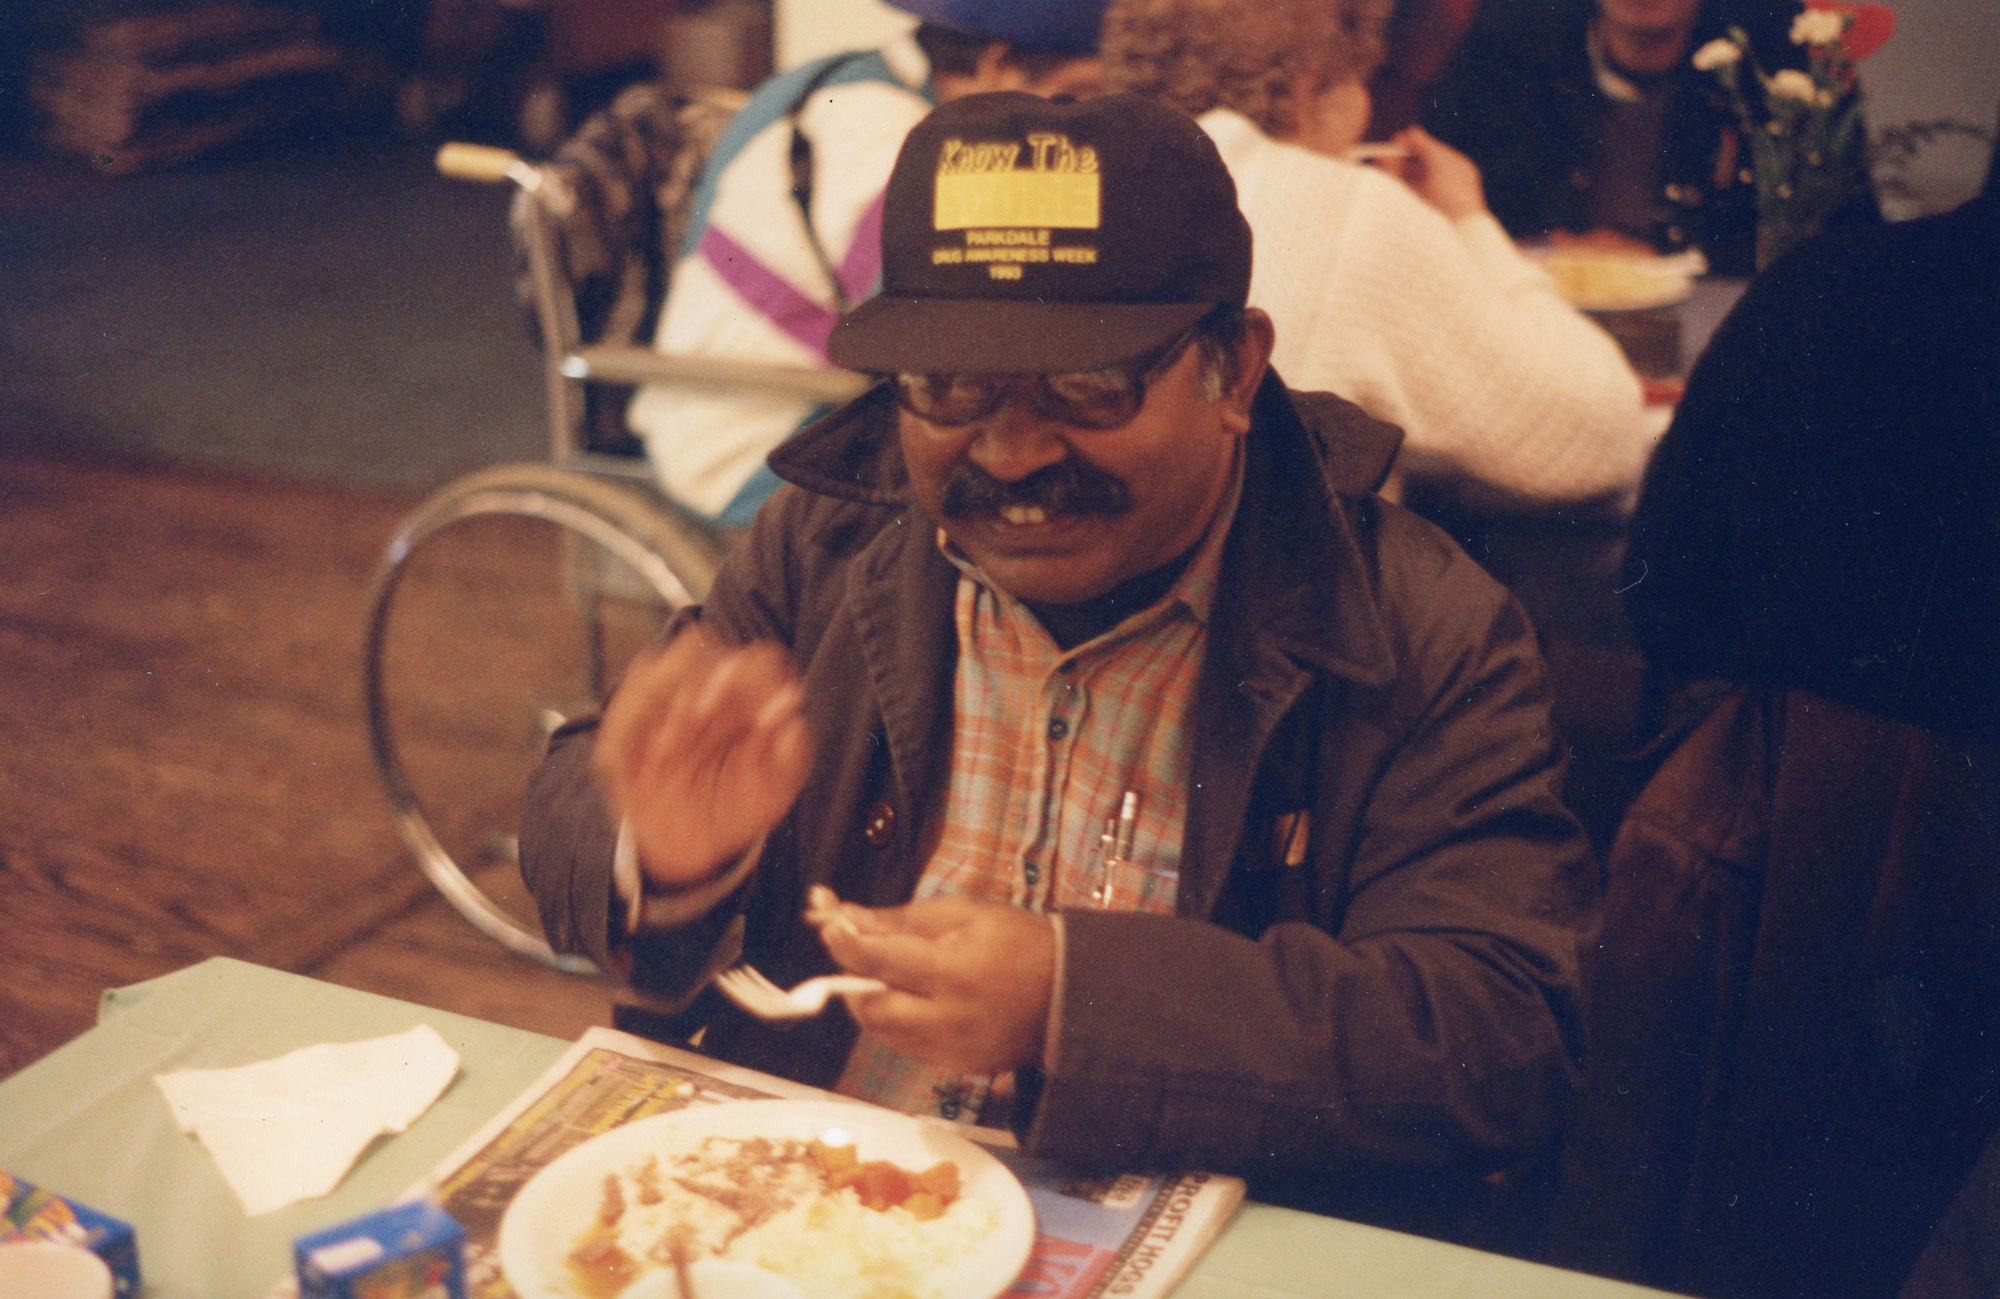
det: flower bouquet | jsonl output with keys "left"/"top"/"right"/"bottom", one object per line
{"left": 1693, "top": 0, "right": 1894, "bottom": 270}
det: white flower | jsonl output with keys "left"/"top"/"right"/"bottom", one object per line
{"left": 1768, "top": 69, "right": 1818, "bottom": 103}
{"left": 1692, "top": 38, "right": 1743, "bottom": 70}
{"left": 1791, "top": 9, "right": 1848, "bottom": 46}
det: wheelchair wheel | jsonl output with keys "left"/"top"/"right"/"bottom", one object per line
{"left": 363, "top": 463, "right": 728, "bottom": 973}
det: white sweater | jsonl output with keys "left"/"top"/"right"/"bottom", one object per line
{"left": 1200, "top": 109, "right": 1658, "bottom": 511}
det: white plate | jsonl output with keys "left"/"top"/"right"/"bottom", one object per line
{"left": 498, "top": 1099, "right": 1034, "bottom": 1299}
{"left": 1537, "top": 247, "right": 1701, "bottom": 311}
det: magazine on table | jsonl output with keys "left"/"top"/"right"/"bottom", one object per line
{"left": 291, "top": 1026, "right": 1241, "bottom": 1299}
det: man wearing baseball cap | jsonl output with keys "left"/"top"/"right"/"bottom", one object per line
{"left": 625, "top": 0, "right": 1109, "bottom": 527}
{"left": 525, "top": 92, "right": 1594, "bottom": 1238}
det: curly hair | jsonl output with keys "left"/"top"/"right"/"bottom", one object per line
{"left": 1103, "top": 0, "right": 1392, "bottom": 137}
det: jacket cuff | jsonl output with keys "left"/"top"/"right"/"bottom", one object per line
{"left": 1042, "top": 912, "right": 1068, "bottom": 1073}
{"left": 1007, "top": 912, "right": 1068, "bottom": 1144}
{"left": 612, "top": 818, "right": 764, "bottom": 934}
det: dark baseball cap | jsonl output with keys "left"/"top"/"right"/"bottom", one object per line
{"left": 885, "top": 0, "right": 1110, "bottom": 55}
{"left": 826, "top": 92, "right": 1252, "bottom": 376}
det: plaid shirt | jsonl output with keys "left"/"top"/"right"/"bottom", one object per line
{"left": 838, "top": 464, "right": 1242, "bottom": 1123}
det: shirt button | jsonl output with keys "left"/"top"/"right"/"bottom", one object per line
{"left": 862, "top": 801, "right": 895, "bottom": 847}
{"left": 1047, "top": 717, "right": 1069, "bottom": 741}
{"left": 1023, "top": 860, "right": 1041, "bottom": 884}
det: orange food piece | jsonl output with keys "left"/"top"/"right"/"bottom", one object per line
{"left": 807, "top": 1139, "right": 963, "bottom": 1214}
{"left": 566, "top": 1225, "right": 640, "bottom": 1299}
{"left": 810, "top": 1139, "right": 859, "bottom": 1178}
{"left": 850, "top": 1160, "right": 915, "bottom": 1210}
{"left": 913, "top": 1160, "right": 960, "bottom": 1203}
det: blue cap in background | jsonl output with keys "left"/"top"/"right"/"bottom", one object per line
{"left": 884, "top": 0, "right": 1111, "bottom": 55}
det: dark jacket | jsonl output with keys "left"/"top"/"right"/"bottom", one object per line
{"left": 1624, "top": 184, "right": 2000, "bottom": 747}
{"left": 521, "top": 376, "right": 1597, "bottom": 1235}
{"left": 1548, "top": 685, "right": 2000, "bottom": 1299}
{"left": 1551, "top": 164, "right": 2000, "bottom": 1299}
{"left": 1903, "top": 1124, "right": 2000, "bottom": 1299}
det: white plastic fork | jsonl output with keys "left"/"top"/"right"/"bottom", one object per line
{"left": 713, "top": 965, "right": 887, "bottom": 1021}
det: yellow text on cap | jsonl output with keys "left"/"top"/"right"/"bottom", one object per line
{"left": 933, "top": 133, "right": 1101, "bottom": 231}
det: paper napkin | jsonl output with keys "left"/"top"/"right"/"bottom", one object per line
{"left": 154, "top": 1024, "right": 460, "bottom": 1216}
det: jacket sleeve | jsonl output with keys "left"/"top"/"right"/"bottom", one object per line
{"left": 1028, "top": 517, "right": 1594, "bottom": 1188}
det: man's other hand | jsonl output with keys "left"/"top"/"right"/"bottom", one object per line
{"left": 594, "top": 626, "right": 812, "bottom": 887}
{"left": 816, "top": 896, "right": 1056, "bottom": 1077}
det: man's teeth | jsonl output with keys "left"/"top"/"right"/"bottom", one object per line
{"left": 999, "top": 504, "right": 1049, "bottom": 525}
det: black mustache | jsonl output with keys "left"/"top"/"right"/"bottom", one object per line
{"left": 939, "top": 458, "right": 1131, "bottom": 519}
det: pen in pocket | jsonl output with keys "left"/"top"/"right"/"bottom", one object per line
{"left": 1097, "top": 790, "right": 1140, "bottom": 908}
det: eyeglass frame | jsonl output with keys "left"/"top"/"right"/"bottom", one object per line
{"left": 886, "top": 316, "right": 1214, "bottom": 433}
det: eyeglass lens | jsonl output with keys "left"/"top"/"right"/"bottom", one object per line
{"left": 894, "top": 327, "right": 1196, "bottom": 430}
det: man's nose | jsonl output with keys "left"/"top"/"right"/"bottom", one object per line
{"left": 964, "top": 389, "right": 1070, "bottom": 482}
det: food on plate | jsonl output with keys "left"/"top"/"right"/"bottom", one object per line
{"left": 1539, "top": 246, "right": 1702, "bottom": 311}
{"left": 563, "top": 1132, "right": 990, "bottom": 1299}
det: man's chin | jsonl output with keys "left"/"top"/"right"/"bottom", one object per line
{"left": 946, "top": 520, "right": 1121, "bottom": 604}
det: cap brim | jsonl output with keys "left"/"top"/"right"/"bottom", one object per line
{"left": 827, "top": 298, "right": 1213, "bottom": 375}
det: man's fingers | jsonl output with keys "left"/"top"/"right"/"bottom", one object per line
{"left": 818, "top": 898, "right": 1056, "bottom": 1077}
{"left": 604, "top": 638, "right": 803, "bottom": 797}
{"left": 844, "top": 987, "right": 984, "bottom": 1069}
{"left": 843, "top": 982, "right": 1038, "bottom": 1077}
{"left": 846, "top": 985, "right": 933, "bottom": 1035}
{"left": 671, "top": 649, "right": 771, "bottom": 757}
{"left": 595, "top": 649, "right": 665, "bottom": 798}
{"left": 872, "top": 895, "right": 985, "bottom": 937}
{"left": 821, "top": 920, "right": 967, "bottom": 995}
{"left": 595, "top": 632, "right": 719, "bottom": 794}
{"left": 589, "top": 631, "right": 813, "bottom": 884}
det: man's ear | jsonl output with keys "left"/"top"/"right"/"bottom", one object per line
{"left": 1224, "top": 309, "right": 1276, "bottom": 411}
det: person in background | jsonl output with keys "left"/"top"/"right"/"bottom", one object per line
{"left": 1421, "top": 0, "right": 1800, "bottom": 275}
{"left": 523, "top": 91, "right": 1595, "bottom": 1243}
{"left": 1546, "top": 143, "right": 1999, "bottom": 1299}
{"left": 624, "top": 0, "right": 1110, "bottom": 526}
{"left": 1102, "top": 0, "right": 1655, "bottom": 514}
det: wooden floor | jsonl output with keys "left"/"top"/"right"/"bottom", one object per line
{"left": 0, "top": 443, "right": 615, "bottom": 1079}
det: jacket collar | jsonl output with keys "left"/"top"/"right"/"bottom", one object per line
{"left": 1214, "top": 375, "right": 1400, "bottom": 688}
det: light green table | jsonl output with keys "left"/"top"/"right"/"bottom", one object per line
{"left": 0, "top": 958, "right": 1679, "bottom": 1299}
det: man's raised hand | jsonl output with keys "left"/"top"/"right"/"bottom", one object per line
{"left": 594, "top": 626, "right": 812, "bottom": 887}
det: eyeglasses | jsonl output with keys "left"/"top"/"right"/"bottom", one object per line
{"left": 891, "top": 324, "right": 1201, "bottom": 431}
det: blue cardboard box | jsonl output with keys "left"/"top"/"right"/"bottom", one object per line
{"left": 294, "top": 1200, "right": 465, "bottom": 1299}
{"left": 1, "top": 1169, "right": 141, "bottom": 1298}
